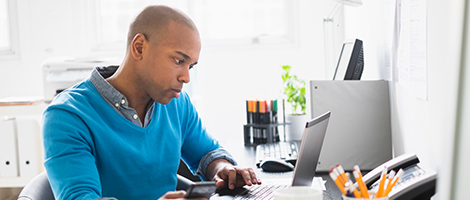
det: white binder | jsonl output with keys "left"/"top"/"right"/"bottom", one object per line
{"left": 309, "top": 80, "right": 393, "bottom": 171}
{"left": 0, "top": 118, "right": 19, "bottom": 177}
{"left": 16, "top": 118, "right": 41, "bottom": 177}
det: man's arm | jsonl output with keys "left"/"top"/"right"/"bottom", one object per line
{"left": 43, "top": 108, "right": 103, "bottom": 200}
{"left": 206, "top": 159, "right": 261, "bottom": 189}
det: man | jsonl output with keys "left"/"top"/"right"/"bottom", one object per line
{"left": 43, "top": 5, "right": 260, "bottom": 200}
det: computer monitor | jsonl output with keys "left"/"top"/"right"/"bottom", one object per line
{"left": 333, "top": 39, "right": 364, "bottom": 80}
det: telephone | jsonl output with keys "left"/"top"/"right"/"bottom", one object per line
{"left": 361, "top": 153, "right": 437, "bottom": 200}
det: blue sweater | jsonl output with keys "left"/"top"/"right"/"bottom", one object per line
{"left": 43, "top": 79, "right": 222, "bottom": 200}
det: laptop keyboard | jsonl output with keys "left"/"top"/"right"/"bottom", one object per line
{"left": 255, "top": 141, "right": 299, "bottom": 167}
{"left": 233, "top": 184, "right": 289, "bottom": 200}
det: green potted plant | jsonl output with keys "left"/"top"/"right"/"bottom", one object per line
{"left": 281, "top": 65, "right": 308, "bottom": 141}
{"left": 281, "top": 65, "right": 306, "bottom": 115}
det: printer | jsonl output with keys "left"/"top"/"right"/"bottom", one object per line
{"left": 42, "top": 57, "right": 120, "bottom": 102}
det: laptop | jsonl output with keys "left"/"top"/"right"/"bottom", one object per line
{"left": 214, "top": 111, "right": 331, "bottom": 199}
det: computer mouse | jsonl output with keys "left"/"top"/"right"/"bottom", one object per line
{"left": 260, "top": 159, "right": 295, "bottom": 172}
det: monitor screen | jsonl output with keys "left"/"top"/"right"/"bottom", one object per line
{"left": 333, "top": 39, "right": 364, "bottom": 80}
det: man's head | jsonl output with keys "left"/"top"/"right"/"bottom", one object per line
{"left": 126, "top": 5, "right": 198, "bottom": 49}
{"left": 120, "top": 5, "right": 201, "bottom": 105}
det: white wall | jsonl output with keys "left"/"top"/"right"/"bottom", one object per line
{"left": 342, "top": 0, "right": 466, "bottom": 199}
{"left": 0, "top": 1, "right": 97, "bottom": 99}
{"left": 2, "top": 0, "right": 468, "bottom": 199}
{"left": 0, "top": 0, "right": 337, "bottom": 139}
{"left": 451, "top": 0, "right": 470, "bottom": 199}
{"left": 195, "top": 0, "right": 337, "bottom": 141}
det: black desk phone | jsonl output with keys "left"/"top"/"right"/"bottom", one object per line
{"left": 360, "top": 153, "right": 437, "bottom": 200}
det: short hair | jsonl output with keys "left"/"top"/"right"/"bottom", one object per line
{"left": 126, "top": 5, "right": 198, "bottom": 48}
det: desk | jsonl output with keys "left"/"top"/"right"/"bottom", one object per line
{"left": 218, "top": 140, "right": 343, "bottom": 200}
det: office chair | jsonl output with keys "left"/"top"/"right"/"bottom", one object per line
{"left": 17, "top": 171, "right": 195, "bottom": 200}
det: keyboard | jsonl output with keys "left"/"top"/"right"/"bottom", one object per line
{"left": 233, "top": 184, "right": 289, "bottom": 200}
{"left": 255, "top": 141, "right": 299, "bottom": 168}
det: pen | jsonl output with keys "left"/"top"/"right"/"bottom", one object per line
{"left": 253, "top": 100, "right": 260, "bottom": 144}
{"left": 329, "top": 167, "right": 346, "bottom": 195}
{"left": 336, "top": 164, "right": 349, "bottom": 186}
{"left": 259, "top": 100, "right": 266, "bottom": 143}
{"left": 376, "top": 166, "right": 388, "bottom": 198}
{"left": 384, "top": 169, "right": 404, "bottom": 196}
{"left": 384, "top": 170, "right": 396, "bottom": 195}
{"left": 272, "top": 99, "right": 280, "bottom": 142}
{"left": 353, "top": 165, "right": 370, "bottom": 199}
{"left": 347, "top": 179, "right": 362, "bottom": 198}
{"left": 345, "top": 186, "right": 355, "bottom": 197}
{"left": 246, "top": 100, "right": 252, "bottom": 124}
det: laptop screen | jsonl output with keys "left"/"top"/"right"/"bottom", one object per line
{"left": 291, "top": 111, "right": 331, "bottom": 186}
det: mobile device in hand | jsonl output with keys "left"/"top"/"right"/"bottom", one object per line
{"left": 184, "top": 181, "right": 217, "bottom": 199}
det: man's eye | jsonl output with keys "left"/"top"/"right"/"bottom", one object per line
{"left": 175, "top": 58, "right": 184, "bottom": 64}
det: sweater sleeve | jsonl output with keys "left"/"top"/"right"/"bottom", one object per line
{"left": 195, "top": 148, "right": 237, "bottom": 180}
{"left": 43, "top": 107, "right": 104, "bottom": 200}
{"left": 178, "top": 92, "right": 235, "bottom": 178}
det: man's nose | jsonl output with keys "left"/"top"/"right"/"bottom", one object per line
{"left": 178, "top": 68, "right": 191, "bottom": 83}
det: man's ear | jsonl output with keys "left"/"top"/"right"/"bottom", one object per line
{"left": 130, "top": 33, "right": 147, "bottom": 60}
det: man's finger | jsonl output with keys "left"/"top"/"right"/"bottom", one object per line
{"left": 248, "top": 168, "right": 262, "bottom": 184}
{"left": 237, "top": 168, "right": 253, "bottom": 186}
{"left": 213, "top": 176, "right": 227, "bottom": 188}
{"left": 227, "top": 166, "right": 237, "bottom": 189}
{"left": 161, "top": 190, "right": 186, "bottom": 199}
{"left": 236, "top": 167, "right": 261, "bottom": 185}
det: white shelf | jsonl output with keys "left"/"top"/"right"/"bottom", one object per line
{"left": 0, "top": 104, "right": 47, "bottom": 189}
{"left": 0, "top": 177, "right": 34, "bottom": 188}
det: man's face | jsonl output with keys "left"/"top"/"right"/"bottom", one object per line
{"left": 138, "top": 22, "right": 201, "bottom": 104}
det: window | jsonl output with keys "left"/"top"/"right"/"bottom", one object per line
{"left": 188, "top": 0, "right": 295, "bottom": 46}
{"left": 93, "top": 0, "right": 296, "bottom": 50}
{"left": 0, "top": 0, "right": 18, "bottom": 57}
{"left": 0, "top": 0, "right": 11, "bottom": 52}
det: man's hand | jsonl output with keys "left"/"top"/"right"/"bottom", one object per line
{"left": 158, "top": 191, "right": 207, "bottom": 200}
{"left": 207, "top": 159, "right": 262, "bottom": 190}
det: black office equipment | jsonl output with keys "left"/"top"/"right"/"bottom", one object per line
{"left": 184, "top": 182, "right": 217, "bottom": 199}
{"left": 333, "top": 38, "right": 364, "bottom": 80}
{"left": 255, "top": 141, "right": 298, "bottom": 168}
{"left": 260, "top": 158, "right": 294, "bottom": 172}
{"left": 361, "top": 154, "right": 437, "bottom": 200}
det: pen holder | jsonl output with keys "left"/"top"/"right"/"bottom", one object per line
{"left": 243, "top": 123, "right": 288, "bottom": 146}
{"left": 342, "top": 194, "right": 389, "bottom": 200}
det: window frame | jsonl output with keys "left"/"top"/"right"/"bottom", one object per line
{"left": 0, "top": 0, "right": 20, "bottom": 59}
{"left": 90, "top": 0, "right": 300, "bottom": 53}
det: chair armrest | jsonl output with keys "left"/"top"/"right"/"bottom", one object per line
{"left": 17, "top": 171, "right": 55, "bottom": 200}
{"left": 18, "top": 171, "right": 195, "bottom": 199}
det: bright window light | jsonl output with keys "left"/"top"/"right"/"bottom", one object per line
{"left": 0, "top": 0, "right": 10, "bottom": 51}
{"left": 94, "top": 0, "right": 294, "bottom": 50}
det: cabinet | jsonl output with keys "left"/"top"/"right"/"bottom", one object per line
{"left": 0, "top": 103, "right": 47, "bottom": 188}
{"left": 309, "top": 80, "right": 393, "bottom": 172}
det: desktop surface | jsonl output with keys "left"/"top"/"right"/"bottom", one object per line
{"left": 216, "top": 143, "right": 343, "bottom": 200}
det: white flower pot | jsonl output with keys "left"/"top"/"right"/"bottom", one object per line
{"left": 286, "top": 114, "right": 309, "bottom": 141}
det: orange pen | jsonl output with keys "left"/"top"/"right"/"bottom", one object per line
{"left": 336, "top": 164, "right": 349, "bottom": 186}
{"left": 329, "top": 167, "right": 346, "bottom": 195}
{"left": 384, "top": 170, "right": 396, "bottom": 195}
{"left": 376, "top": 166, "right": 388, "bottom": 198}
{"left": 384, "top": 169, "right": 404, "bottom": 196}
{"left": 353, "top": 165, "right": 370, "bottom": 199}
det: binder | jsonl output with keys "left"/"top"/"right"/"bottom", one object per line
{"left": 0, "top": 118, "right": 19, "bottom": 177}
{"left": 309, "top": 80, "right": 392, "bottom": 171}
{"left": 16, "top": 118, "right": 41, "bottom": 177}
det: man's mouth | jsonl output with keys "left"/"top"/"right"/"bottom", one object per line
{"left": 172, "top": 89, "right": 181, "bottom": 98}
